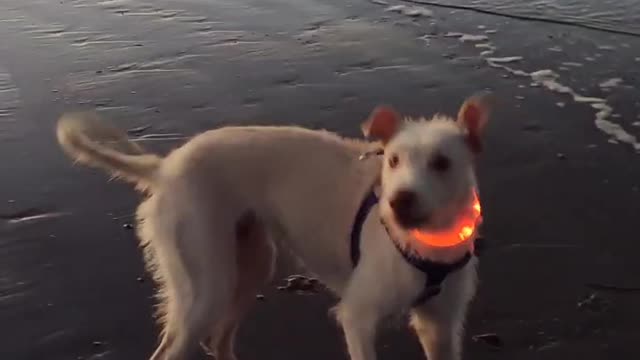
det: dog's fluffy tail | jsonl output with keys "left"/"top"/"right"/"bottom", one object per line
{"left": 56, "top": 112, "right": 161, "bottom": 190}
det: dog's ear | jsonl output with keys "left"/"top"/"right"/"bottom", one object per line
{"left": 457, "top": 93, "right": 491, "bottom": 153}
{"left": 361, "top": 105, "right": 401, "bottom": 145}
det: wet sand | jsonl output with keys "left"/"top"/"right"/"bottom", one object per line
{"left": 1, "top": 0, "right": 640, "bottom": 359}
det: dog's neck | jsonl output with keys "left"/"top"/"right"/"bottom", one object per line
{"left": 381, "top": 195, "right": 479, "bottom": 264}
{"left": 390, "top": 227, "right": 476, "bottom": 264}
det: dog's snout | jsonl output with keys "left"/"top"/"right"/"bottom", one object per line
{"left": 390, "top": 190, "right": 417, "bottom": 213}
{"left": 390, "top": 190, "right": 429, "bottom": 228}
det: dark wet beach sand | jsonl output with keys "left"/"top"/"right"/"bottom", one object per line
{"left": 1, "top": 0, "right": 640, "bottom": 359}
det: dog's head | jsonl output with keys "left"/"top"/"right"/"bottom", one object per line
{"left": 362, "top": 94, "right": 490, "bottom": 236}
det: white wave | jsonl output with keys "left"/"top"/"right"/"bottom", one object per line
{"left": 486, "top": 56, "right": 523, "bottom": 63}
{"left": 385, "top": 5, "right": 432, "bottom": 17}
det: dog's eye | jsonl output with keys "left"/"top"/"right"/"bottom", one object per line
{"left": 388, "top": 154, "right": 399, "bottom": 169}
{"left": 430, "top": 153, "right": 450, "bottom": 172}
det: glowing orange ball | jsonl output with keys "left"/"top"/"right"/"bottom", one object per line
{"left": 410, "top": 191, "right": 482, "bottom": 248}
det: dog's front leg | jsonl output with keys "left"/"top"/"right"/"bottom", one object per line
{"left": 410, "top": 260, "right": 478, "bottom": 360}
{"left": 335, "top": 303, "right": 379, "bottom": 360}
{"left": 334, "top": 267, "right": 400, "bottom": 360}
{"left": 410, "top": 305, "right": 461, "bottom": 360}
{"left": 335, "top": 297, "right": 385, "bottom": 360}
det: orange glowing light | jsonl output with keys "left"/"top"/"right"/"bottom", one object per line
{"left": 410, "top": 192, "right": 482, "bottom": 248}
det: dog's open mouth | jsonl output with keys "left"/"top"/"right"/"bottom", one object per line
{"left": 409, "top": 191, "right": 482, "bottom": 248}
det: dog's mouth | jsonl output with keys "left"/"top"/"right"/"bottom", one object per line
{"left": 406, "top": 191, "right": 482, "bottom": 248}
{"left": 393, "top": 212, "right": 428, "bottom": 229}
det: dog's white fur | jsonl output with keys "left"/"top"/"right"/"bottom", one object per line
{"left": 56, "top": 96, "right": 489, "bottom": 360}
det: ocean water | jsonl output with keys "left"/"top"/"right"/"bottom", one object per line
{"left": 392, "top": 0, "right": 640, "bottom": 150}
{"left": 407, "top": 0, "right": 640, "bottom": 35}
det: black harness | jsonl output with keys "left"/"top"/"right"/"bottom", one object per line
{"left": 350, "top": 191, "right": 473, "bottom": 307}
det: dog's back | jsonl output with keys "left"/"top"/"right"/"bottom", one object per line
{"left": 58, "top": 115, "right": 382, "bottom": 289}
{"left": 155, "top": 126, "right": 382, "bottom": 285}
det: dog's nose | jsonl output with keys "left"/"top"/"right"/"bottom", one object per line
{"left": 390, "top": 190, "right": 417, "bottom": 214}
{"left": 390, "top": 190, "right": 428, "bottom": 228}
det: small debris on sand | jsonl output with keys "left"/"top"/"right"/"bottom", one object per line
{"left": 277, "top": 274, "right": 325, "bottom": 294}
{"left": 577, "top": 293, "right": 608, "bottom": 312}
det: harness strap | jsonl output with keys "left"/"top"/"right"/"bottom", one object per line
{"left": 350, "top": 191, "right": 379, "bottom": 266}
{"left": 391, "top": 239, "right": 472, "bottom": 305}
{"left": 350, "top": 191, "right": 473, "bottom": 306}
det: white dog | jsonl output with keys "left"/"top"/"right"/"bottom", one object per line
{"left": 56, "top": 94, "right": 490, "bottom": 360}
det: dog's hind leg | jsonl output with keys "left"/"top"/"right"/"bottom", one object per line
{"left": 204, "top": 211, "right": 277, "bottom": 360}
{"left": 410, "top": 259, "right": 478, "bottom": 360}
{"left": 149, "top": 199, "right": 239, "bottom": 360}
